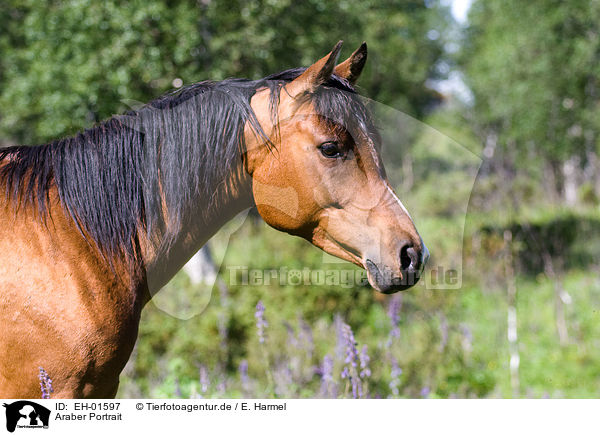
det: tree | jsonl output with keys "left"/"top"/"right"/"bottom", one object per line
{"left": 0, "top": 0, "right": 447, "bottom": 145}
{"left": 461, "top": 0, "right": 600, "bottom": 203}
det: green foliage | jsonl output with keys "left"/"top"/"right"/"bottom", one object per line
{"left": 1, "top": 0, "right": 200, "bottom": 143}
{"left": 119, "top": 210, "right": 600, "bottom": 398}
{"left": 0, "top": 0, "right": 446, "bottom": 144}
{"left": 461, "top": 0, "right": 600, "bottom": 163}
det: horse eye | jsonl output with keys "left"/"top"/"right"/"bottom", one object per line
{"left": 318, "top": 141, "right": 342, "bottom": 158}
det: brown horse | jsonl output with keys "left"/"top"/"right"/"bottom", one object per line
{"left": 0, "top": 41, "right": 427, "bottom": 398}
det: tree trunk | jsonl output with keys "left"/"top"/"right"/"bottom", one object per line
{"left": 504, "top": 230, "right": 520, "bottom": 398}
{"left": 562, "top": 155, "right": 579, "bottom": 206}
{"left": 542, "top": 251, "right": 569, "bottom": 346}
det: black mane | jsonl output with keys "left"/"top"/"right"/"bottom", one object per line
{"left": 0, "top": 68, "right": 371, "bottom": 267}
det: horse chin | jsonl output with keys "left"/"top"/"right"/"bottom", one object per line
{"left": 365, "top": 259, "right": 421, "bottom": 293}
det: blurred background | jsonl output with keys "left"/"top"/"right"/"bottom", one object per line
{"left": 1, "top": 0, "right": 599, "bottom": 398}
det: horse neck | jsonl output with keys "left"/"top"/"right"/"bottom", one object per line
{"left": 140, "top": 161, "right": 253, "bottom": 298}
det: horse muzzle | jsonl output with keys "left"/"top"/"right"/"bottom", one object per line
{"left": 365, "top": 240, "right": 429, "bottom": 293}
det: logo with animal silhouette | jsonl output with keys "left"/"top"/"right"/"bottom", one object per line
{"left": 2, "top": 401, "right": 50, "bottom": 432}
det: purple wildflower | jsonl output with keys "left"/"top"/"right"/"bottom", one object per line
{"left": 359, "top": 345, "right": 371, "bottom": 379}
{"left": 254, "top": 301, "right": 275, "bottom": 396}
{"left": 239, "top": 359, "right": 249, "bottom": 389}
{"left": 421, "top": 386, "right": 431, "bottom": 398}
{"left": 460, "top": 323, "right": 473, "bottom": 352}
{"left": 217, "top": 312, "right": 228, "bottom": 351}
{"left": 298, "top": 317, "right": 314, "bottom": 358}
{"left": 387, "top": 295, "right": 403, "bottom": 340}
{"left": 38, "top": 367, "right": 53, "bottom": 399}
{"left": 319, "top": 355, "right": 336, "bottom": 398}
{"left": 199, "top": 365, "right": 210, "bottom": 394}
{"left": 290, "top": 317, "right": 315, "bottom": 383}
{"left": 321, "top": 355, "right": 334, "bottom": 382}
{"left": 334, "top": 315, "right": 346, "bottom": 361}
{"left": 341, "top": 322, "right": 362, "bottom": 399}
{"left": 255, "top": 300, "right": 268, "bottom": 344}
{"left": 284, "top": 321, "right": 305, "bottom": 383}
{"left": 284, "top": 322, "right": 299, "bottom": 348}
{"left": 342, "top": 323, "right": 359, "bottom": 367}
{"left": 217, "top": 379, "right": 227, "bottom": 396}
{"left": 341, "top": 367, "right": 350, "bottom": 380}
{"left": 273, "top": 363, "right": 293, "bottom": 397}
{"left": 389, "top": 357, "right": 402, "bottom": 397}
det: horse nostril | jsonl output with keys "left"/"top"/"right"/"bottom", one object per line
{"left": 400, "top": 243, "right": 417, "bottom": 271}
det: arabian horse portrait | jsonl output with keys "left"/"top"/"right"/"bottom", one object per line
{"left": 0, "top": 41, "right": 428, "bottom": 398}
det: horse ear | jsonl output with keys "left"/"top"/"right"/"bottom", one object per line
{"left": 285, "top": 41, "right": 344, "bottom": 98}
{"left": 334, "top": 42, "right": 367, "bottom": 85}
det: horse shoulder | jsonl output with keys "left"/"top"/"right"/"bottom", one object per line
{"left": 0, "top": 192, "right": 143, "bottom": 398}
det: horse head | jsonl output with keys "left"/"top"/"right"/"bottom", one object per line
{"left": 245, "top": 41, "right": 429, "bottom": 293}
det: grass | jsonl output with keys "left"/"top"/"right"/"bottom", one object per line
{"left": 117, "top": 215, "right": 600, "bottom": 399}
